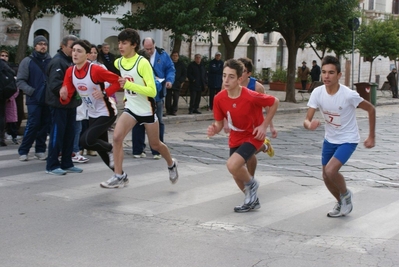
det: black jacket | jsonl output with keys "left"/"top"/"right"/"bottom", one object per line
{"left": 310, "top": 64, "right": 321, "bottom": 82}
{"left": 45, "top": 50, "right": 81, "bottom": 108}
{"left": 172, "top": 60, "right": 187, "bottom": 90}
{"left": 187, "top": 61, "right": 206, "bottom": 92}
{"left": 207, "top": 58, "right": 223, "bottom": 89}
{"left": 99, "top": 52, "right": 120, "bottom": 76}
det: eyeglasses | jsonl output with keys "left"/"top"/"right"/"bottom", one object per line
{"left": 0, "top": 54, "right": 8, "bottom": 57}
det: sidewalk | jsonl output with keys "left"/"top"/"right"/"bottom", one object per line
{"left": 115, "top": 84, "right": 398, "bottom": 125}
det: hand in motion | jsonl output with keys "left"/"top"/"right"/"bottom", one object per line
{"left": 364, "top": 136, "right": 375, "bottom": 149}
{"left": 92, "top": 87, "right": 104, "bottom": 100}
{"left": 118, "top": 77, "right": 127, "bottom": 88}
{"left": 60, "top": 86, "right": 68, "bottom": 101}
{"left": 252, "top": 125, "right": 267, "bottom": 141}
{"left": 309, "top": 119, "right": 320, "bottom": 130}
{"left": 207, "top": 123, "right": 217, "bottom": 137}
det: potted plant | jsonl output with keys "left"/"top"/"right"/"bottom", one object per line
{"left": 269, "top": 68, "right": 287, "bottom": 91}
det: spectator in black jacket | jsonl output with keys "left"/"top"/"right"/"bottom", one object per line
{"left": 98, "top": 42, "right": 120, "bottom": 76}
{"left": 166, "top": 51, "right": 187, "bottom": 115}
{"left": 45, "top": 35, "right": 83, "bottom": 176}
{"left": 187, "top": 54, "right": 206, "bottom": 114}
{"left": 207, "top": 52, "right": 223, "bottom": 110}
{"left": 310, "top": 60, "right": 321, "bottom": 82}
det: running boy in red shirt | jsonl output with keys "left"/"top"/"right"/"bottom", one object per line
{"left": 207, "top": 59, "right": 279, "bottom": 212}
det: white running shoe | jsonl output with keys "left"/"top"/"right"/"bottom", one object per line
{"left": 133, "top": 152, "right": 146, "bottom": 158}
{"left": 100, "top": 173, "right": 127, "bottom": 189}
{"left": 168, "top": 158, "right": 179, "bottom": 184}
{"left": 72, "top": 153, "right": 89, "bottom": 163}
{"left": 340, "top": 190, "right": 353, "bottom": 216}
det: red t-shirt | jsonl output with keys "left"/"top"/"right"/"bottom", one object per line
{"left": 213, "top": 87, "right": 275, "bottom": 149}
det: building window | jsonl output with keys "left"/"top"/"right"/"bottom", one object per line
{"left": 263, "top": 33, "right": 271, "bottom": 44}
{"left": 368, "top": 0, "right": 374, "bottom": 10}
{"left": 393, "top": 0, "right": 399, "bottom": 14}
{"left": 69, "top": 29, "right": 80, "bottom": 38}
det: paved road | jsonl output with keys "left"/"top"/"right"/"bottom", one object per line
{"left": 0, "top": 104, "right": 398, "bottom": 267}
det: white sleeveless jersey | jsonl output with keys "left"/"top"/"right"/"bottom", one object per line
{"left": 72, "top": 64, "right": 117, "bottom": 118}
{"left": 118, "top": 56, "right": 155, "bottom": 116}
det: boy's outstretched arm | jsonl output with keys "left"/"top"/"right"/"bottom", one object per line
{"left": 357, "top": 100, "right": 376, "bottom": 148}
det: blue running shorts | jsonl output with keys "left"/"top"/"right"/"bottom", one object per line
{"left": 321, "top": 139, "right": 358, "bottom": 166}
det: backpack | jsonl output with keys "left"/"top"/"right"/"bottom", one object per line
{"left": 0, "top": 61, "right": 17, "bottom": 100}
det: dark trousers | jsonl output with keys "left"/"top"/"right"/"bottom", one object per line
{"left": 301, "top": 80, "right": 307, "bottom": 91}
{"left": 165, "top": 89, "right": 180, "bottom": 114}
{"left": 131, "top": 101, "right": 164, "bottom": 156}
{"left": 189, "top": 90, "right": 202, "bottom": 112}
{"left": 209, "top": 87, "right": 221, "bottom": 110}
{"left": 0, "top": 99, "right": 5, "bottom": 142}
{"left": 80, "top": 116, "right": 116, "bottom": 169}
{"left": 6, "top": 122, "right": 18, "bottom": 138}
{"left": 46, "top": 107, "right": 76, "bottom": 171}
{"left": 18, "top": 104, "right": 50, "bottom": 155}
{"left": 391, "top": 86, "right": 398, "bottom": 98}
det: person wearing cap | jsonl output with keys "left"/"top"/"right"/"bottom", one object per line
{"left": 298, "top": 61, "right": 311, "bottom": 91}
{"left": 16, "top": 35, "right": 52, "bottom": 161}
{"left": 207, "top": 51, "right": 223, "bottom": 110}
{"left": 387, "top": 68, "right": 398, "bottom": 98}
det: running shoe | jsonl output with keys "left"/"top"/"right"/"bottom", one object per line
{"left": 72, "top": 153, "right": 89, "bottom": 163}
{"left": 327, "top": 202, "right": 341, "bottom": 217}
{"left": 262, "top": 138, "right": 274, "bottom": 157}
{"left": 133, "top": 152, "right": 146, "bottom": 158}
{"left": 153, "top": 154, "right": 162, "bottom": 160}
{"left": 64, "top": 166, "right": 83, "bottom": 173}
{"left": 168, "top": 158, "right": 179, "bottom": 184}
{"left": 19, "top": 154, "right": 28, "bottom": 161}
{"left": 340, "top": 189, "right": 353, "bottom": 216}
{"left": 234, "top": 198, "right": 261, "bottom": 213}
{"left": 100, "top": 172, "right": 127, "bottom": 189}
{"left": 244, "top": 179, "right": 259, "bottom": 205}
{"left": 34, "top": 152, "right": 47, "bottom": 160}
{"left": 46, "top": 168, "right": 67, "bottom": 175}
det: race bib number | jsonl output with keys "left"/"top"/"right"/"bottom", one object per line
{"left": 82, "top": 95, "right": 95, "bottom": 110}
{"left": 323, "top": 111, "right": 341, "bottom": 128}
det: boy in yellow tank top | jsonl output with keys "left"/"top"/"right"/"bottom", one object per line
{"left": 100, "top": 28, "right": 178, "bottom": 189}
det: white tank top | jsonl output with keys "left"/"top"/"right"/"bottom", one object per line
{"left": 72, "top": 63, "right": 117, "bottom": 118}
{"left": 118, "top": 56, "right": 155, "bottom": 116}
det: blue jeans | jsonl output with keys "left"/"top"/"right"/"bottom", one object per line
{"left": 73, "top": 120, "right": 82, "bottom": 153}
{"left": 131, "top": 100, "right": 164, "bottom": 156}
{"left": 46, "top": 107, "right": 76, "bottom": 171}
{"left": 18, "top": 104, "right": 50, "bottom": 155}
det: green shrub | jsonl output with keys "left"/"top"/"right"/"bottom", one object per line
{"left": 271, "top": 68, "right": 287, "bottom": 82}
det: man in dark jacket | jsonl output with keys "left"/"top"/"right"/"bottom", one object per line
{"left": 98, "top": 42, "right": 120, "bottom": 76}
{"left": 187, "top": 54, "right": 206, "bottom": 114}
{"left": 166, "top": 51, "right": 187, "bottom": 115}
{"left": 387, "top": 68, "right": 398, "bottom": 98}
{"left": 207, "top": 52, "right": 223, "bottom": 110}
{"left": 310, "top": 60, "right": 321, "bottom": 82}
{"left": 16, "top": 35, "right": 52, "bottom": 161}
{"left": 45, "top": 35, "right": 83, "bottom": 175}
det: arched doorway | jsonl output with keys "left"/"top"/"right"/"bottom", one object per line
{"left": 246, "top": 37, "right": 256, "bottom": 65}
{"left": 34, "top": 29, "right": 50, "bottom": 51}
{"left": 276, "top": 38, "right": 284, "bottom": 69}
